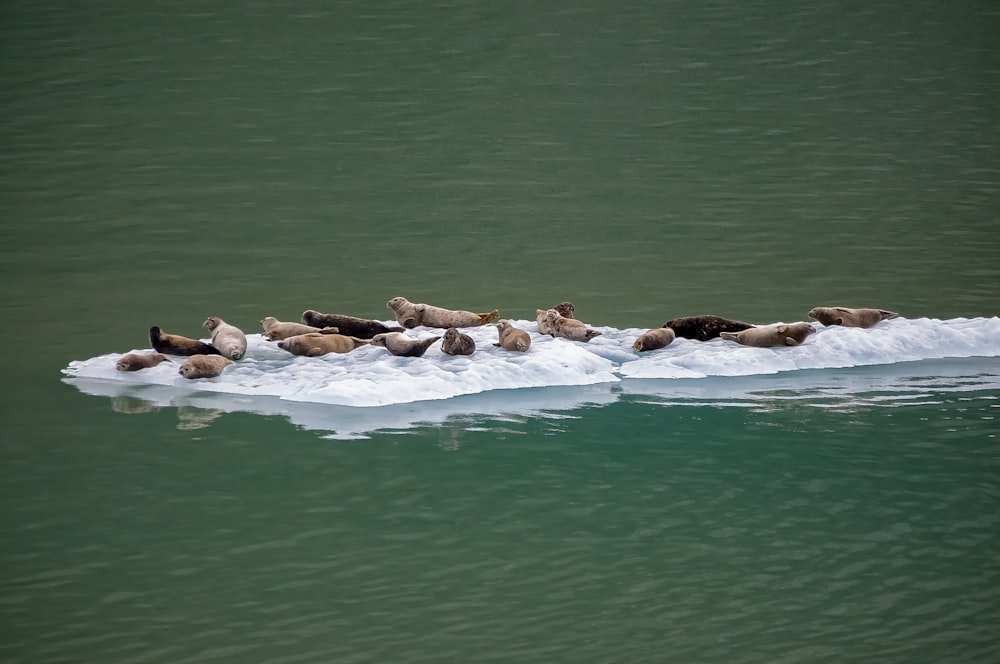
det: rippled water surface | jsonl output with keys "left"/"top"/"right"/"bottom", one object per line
{"left": 2, "top": 1, "right": 999, "bottom": 662}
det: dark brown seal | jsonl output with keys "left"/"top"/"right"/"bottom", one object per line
{"left": 663, "top": 315, "right": 754, "bottom": 342}
{"left": 116, "top": 353, "right": 172, "bottom": 371}
{"left": 301, "top": 310, "right": 405, "bottom": 339}
{"left": 720, "top": 322, "right": 815, "bottom": 347}
{"left": 808, "top": 307, "right": 899, "bottom": 328}
{"left": 494, "top": 320, "right": 531, "bottom": 352}
{"left": 369, "top": 332, "right": 441, "bottom": 357}
{"left": 149, "top": 326, "right": 221, "bottom": 357}
{"left": 441, "top": 327, "right": 476, "bottom": 356}
{"left": 178, "top": 354, "right": 234, "bottom": 379}
{"left": 633, "top": 328, "right": 675, "bottom": 352}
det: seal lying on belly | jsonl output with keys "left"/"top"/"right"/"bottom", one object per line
{"left": 632, "top": 328, "right": 675, "bottom": 352}
{"left": 277, "top": 333, "right": 369, "bottom": 356}
{"left": 203, "top": 316, "right": 248, "bottom": 360}
{"left": 369, "top": 332, "right": 441, "bottom": 357}
{"left": 116, "top": 353, "right": 172, "bottom": 371}
{"left": 260, "top": 316, "right": 339, "bottom": 341}
{"left": 536, "top": 302, "right": 575, "bottom": 335}
{"left": 441, "top": 327, "right": 476, "bottom": 356}
{"left": 301, "top": 310, "right": 404, "bottom": 338}
{"left": 663, "top": 315, "right": 754, "bottom": 341}
{"left": 720, "top": 322, "right": 815, "bottom": 347}
{"left": 387, "top": 296, "right": 499, "bottom": 329}
{"left": 544, "top": 309, "right": 601, "bottom": 342}
{"left": 494, "top": 320, "right": 531, "bottom": 352}
{"left": 178, "top": 354, "right": 234, "bottom": 379}
{"left": 808, "top": 306, "right": 899, "bottom": 328}
{"left": 149, "top": 326, "right": 222, "bottom": 356}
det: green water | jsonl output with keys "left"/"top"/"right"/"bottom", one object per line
{"left": 2, "top": 1, "right": 999, "bottom": 662}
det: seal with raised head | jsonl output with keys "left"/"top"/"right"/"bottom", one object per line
{"left": 387, "top": 296, "right": 499, "bottom": 329}
{"left": 720, "top": 322, "right": 815, "bottom": 347}
{"left": 277, "top": 332, "right": 369, "bottom": 356}
{"left": 369, "top": 332, "right": 441, "bottom": 357}
{"left": 808, "top": 306, "right": 899, "bottom": 328}
{"left": 494, "top": 320, "right": 531, "bottom": 352}
{"left": 633, "top": 328, "right": 676, "bottom": 352}
{"left": 545, "top": 309, "right": 601, "bottom": 342}
{"left": 301, "top": 310, "right": 405, "bottom": 338}
{"left": 663, "top": 315, "right": 754, "bottom": 342}
{"left": 260, "top": 316, "right": 339, "bottom": 341}
{"left": 149, "top": 326, "right": 221, "bottom": 357}
{"left": 116, "top": 353, "right": 172, "bottom": 371}
{"left": 441, "top": 327, "right": 476, "bottom": 356}
{"left": 203, "top": 316, "right": 248, "bottom": 360}
{"left": 536, "top": 302, "right": 576, "bottom": 335}
{"left": 178, "top": 354, "right": 234, "bottom": 379}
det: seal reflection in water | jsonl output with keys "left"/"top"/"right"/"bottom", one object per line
{"left": 149, "top": 326, "right": 221, "bottom": 356}
{"left": 720, "top": 322, "right": 815, "bottom": 347}
{"left": 494, "top": 320, "right": 531, "bottom": 352}
{"left": 386, "top": 296, "right": 499, "bottom": 329}
{"left": 277, "top": 333, "right": 368, "bottom": 356}
{"left": 440, "top": 327, "right": 476, "bottom": 356}
{"left": 115, "top": 353, "right": 172, "bottom": 371}
{"left": 203, "top": 316, "right": 248, "bottom": 360}
{"left": 178, "top": 354, "right": 234, "bottom": 379}
{"left": 632, "top": 328, "right": 675, "bottom": 352}
{"left": 663, "top": 315, "right": 753, "bottom": 341}
{"left": 370, "top": 332, "right": 441, "bottom": 357}
{"left": 808, "top": 306, "right": 899, "bottom": 328}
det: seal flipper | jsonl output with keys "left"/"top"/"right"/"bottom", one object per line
{"left": 879, "top": 310, "right": 899, "bottom": 320}
{"left": 318, "top": 327, "right": 340, "bottom": 334}
{"left": 478, "top": 310, "right": 500, "bottom": 325}
{"left": 719, "top": 332, "right": 739, "bottom": 342}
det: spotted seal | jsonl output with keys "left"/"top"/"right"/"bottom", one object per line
{"left": 369, "top": 332, "right": 441, "bottom": 357}
{"left": 720, "top": 322, "right": 815, "bottom": 347}
{"left": 178, "top": 354, "right": 234, "bottom": 379}
{"left": 663, "top": 315, "right": 754, "bottom": 342}
{"left": 203, "top": 316, "right": 247, "bottom": 360}
{"left": 808, "top": 306, "right": 899, "bottom": 328}
{"left": 494, "top": 320, "right": 531, "bottom": 352}
{"left": 260, "top": 316, "right": 339, "bottom": 341}
{"left": 301, "top": 310, "right": 405, "bottom": 338}
{"left": 544, "top": 308, "right": 601, "bottom": 342}
{"left": 441, "top": 327, "right": 476, "bottom": 356}
{"left": 387, "top": 296, "right": 499, "bottom": 329}
{"left": 277, "top": 332, "right": 369, "bottom": 356}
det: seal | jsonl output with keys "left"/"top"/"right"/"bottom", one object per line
{"left": 720, "top": 322, "right": 815, "bottom": 347}
{"left": 441, "top": 327, "right": 476, "bottom": 356}
{"left": 203, "top": 316, "right": 248, "bottom": 360}
{"left": 149, "top": 326, "right": 221, "bottom": 357}
{"left": 545, "top": 308, "right": 601, "bottom": 342}
{"left": 178, "top": 354, "right": 234, "bottom": 379}
{"left": 632, "top": 328, "right": 675, "bottom": 352}
{"left": 260, "top": 316, "right": 339, "bottom": 341}
{"left": 808, "top": 306, "right": 899, "bottom": 328}
{"left": 369, "top": 332, "right": 441, "bottom": 357}
{"left": 301, "top": 310, "right": 405, "bottom": 338}
{"left": 536, "top": 302, "right": 575, "bottom": 335}
{"left": 494, "top": 320, "right": 531, "bottom": 352}
{"left": 277, "top": 332, "right": 369, "bottom": 356}
{"left": 115, "top": 353, "right": 172, "bottom": 371}
{"left": 387, "top": 296, "right": 499, "bottom": 329}
{"left": 663, "top": 315, "right": 754, "bottom": 341}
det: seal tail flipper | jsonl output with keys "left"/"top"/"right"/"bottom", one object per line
{"left": 478, "top": 310, "right": 500, "bottom": 325}
{"left": 318, "top": 327, "right": 340, "bottom": 334}
{"left": 632, "top": 339, "right": 644, "bottom": 351}
{"left": 719, "top": 332, "right": 739, "bottom": 342}
{"left": 880, "top": 310, "right": 899, "bottom": 320}
{"left": 785, "top": 337, "right": 799, "bottom": 346}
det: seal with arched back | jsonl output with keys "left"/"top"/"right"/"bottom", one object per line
{"left": 808, "top": 306, "right": 898, "bottom": 328}
{"left": 387, "top": 296, "right": 499, "bottom": 329}
{"left": 370, "top": 332, "right": 441, "bottom": 357}
{"left": 663, "top": 315, "right": 754, "bottom": 341}
{"left": 203, "top": 316, "right": 247, "bottom": 360}
{"left": 720, "top": 322, "right": 815, "bottom": 347}
{"left": 302, "top": 310, "right": 405, "bottom": 338}
{"left": 149, "top": 326, "right": 221, "bottom": 357}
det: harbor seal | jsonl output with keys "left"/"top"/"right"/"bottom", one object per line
{"left": 663, "top": 315, "right": 754, "bottom": 341}
{"left": 808, "top": 306, "right": 899, "bottom": 328}
{"left": 277, "top": 332, "right": 369, "bottom": 356}
{"left": 536, "top": 302, "right": 576, "bottom": 335}
{"left": 545, "top": 308, "right": 601, "bottom": 342}
{"left": 178, "top": 354, "right": 234, "bottom": 379}
{"left": 494, "top": 320, "right": 531, "bottom": 352}
{"left": 369, "top": 332, "right": 441, "bottom": 357}
{"left": 386, "top": 296, "right": 499, "bottom": 329}
{"left": 149, "top": 326, "right": 221, "bottom": 356}
{"left": 441, "top": 327, "right": 476, "bottom": 356}
{"left": 203, "top": 316, "right": 248, "bottom": 360}
{"left": 720, "top": 322, "right": 815, "bottom": 347}
{"left": 301, "top": 310, "right": 405, "bottom": 338}
{"left": 260, "top": 316, "right": 339, "bottom": 341}
{"left": 632, "top": 328, "right": 675, "bottom": 352}
{"left": 115, "top": 353, "right": 172, "bottom": 371}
